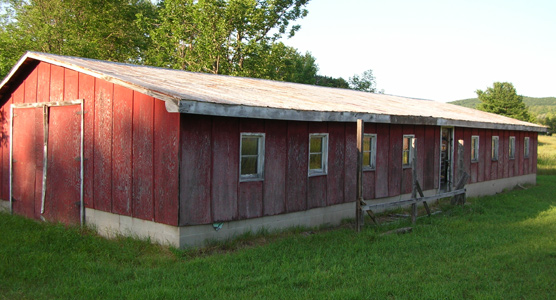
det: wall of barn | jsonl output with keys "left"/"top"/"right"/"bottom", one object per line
{"left": 0, "top": 62, "right": 180, "bottom": 226}
{"left": 178, "top": 115, "right": 443, "bottom": 226}
{"left": 452, "top": 127, "right": 538, "bottom": 186}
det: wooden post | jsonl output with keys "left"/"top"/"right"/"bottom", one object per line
{"left": 452, "top": 140, "right": 466, "bottom": 205}
{"left": 411, "top": 138, "right": 418, "bottom": 224}
{"left": 356, "top": 119, "right": 364, "bottom": 232}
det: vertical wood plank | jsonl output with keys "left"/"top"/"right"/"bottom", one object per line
{"left": 388, "top": 125, "right": 402, "bottom": 196}
{"left": 211, "top": 117, "right": 239, "bottom": 221}
{"left": 501, "top": 130, "right": 508, "bottom": 179}
{"left": 79, "top": 73, "right": 95, "bottom": 209}
{"left": 64, "top": 69, "right": 78, "bottom": 101}
{"left": 516, "top": 131, "right": 523, "bottom": 176}
{"left": 111, "top": 85, "right": 133, "bottom": 216}
{"left": 36, "top": 62, "right": 51, "bottom": 104}
{"left": 132, "top": 92, "right": 154, "bottom": 221}
{"left": 478, "top": 128, "right": 486, "bottom": 182}
{"left": 49, "top": 65, "right": 64, "bottom": 102}
{"left": 468, "top": 128, "right": 477, "bottom": 183}
{"left": 307, "top": 122, "right": 328, "bottom": 209}
{"left": 414, "top": 125, "right": 425, "bottom": 189}
{"left": 286, "top": 121, "right": 308, "bottom": 212}
{"left": 263, "top": 120, "right": 287, "bottom": 216}
{"left": 356, "top": 120, "right": 363, "bottom": 231}
{"left": 12, "top": 108, "right": 37, "bottom": 219}
{"left": 344, "top": 122, "right": 357, "bottom": 204}
{"left": 375, "top": 123, "right": 389, "bottom": 198}
{"left": 433, "top": 126, "right": 440, "bottom": 190}
{"left": 238, "top": 119, "right": 264, "bottom": 219}
{"left": 327, "top": 122, "right": 345, "bottom": 204}
{"left": 423, "top": 125, "right": 436, "bottom": 190}
{"left": 154, "top": 100, "right": 180, "bottom": 225}
{"left": 1, "top": 100, "right": 12, "bottom": 199}
{"left": 93, "top": 79, "right": 113, "bottom": 212}
{"left": 179, "top": 114, "right": 212, "bottom": 225}
{"left": 0, "top": 106, "right": 5, "bottom": 200}
{"left": 531, "top": 133, "right": 538, "bottom": 174}
{"left": 24, "top": 67, "right": 38, "bottom": 103}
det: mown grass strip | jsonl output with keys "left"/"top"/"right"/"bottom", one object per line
{"left": 1, "top": 175, "right": 555, "bottom": 299}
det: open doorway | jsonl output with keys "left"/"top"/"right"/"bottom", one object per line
{"left": 440, "top": 127, "right": 453, "bottom": 192}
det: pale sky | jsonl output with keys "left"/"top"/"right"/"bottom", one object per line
{"left": 283, "top": 0, "right": 556, "bottom": 102}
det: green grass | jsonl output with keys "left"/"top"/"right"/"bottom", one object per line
{"left": 538, "top": 135, "right": 556, "bottom": 175}
{"left": 1, "top": 176, "right": 556, "bottom": 299}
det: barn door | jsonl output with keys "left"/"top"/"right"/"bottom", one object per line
{"left": 10, "top": 100, "right": 84, "bottom": 225}
{"left": 11, "top": 107, "right": 40, "bottom": 219}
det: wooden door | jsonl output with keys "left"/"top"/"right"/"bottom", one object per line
{"left": 42, "top": 105, "right": 81, "bottom": 224}
{"left": 11, "top": 108, "right": 39, "bottom": 219}
{"left": 11, "top": 102, "right": 82, "bottom": 224}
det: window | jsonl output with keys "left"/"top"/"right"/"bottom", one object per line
{"left": 240, "top": 133, "right": 265, "bottom": 181}
{"left": 363, "top": 134, "right": 377, "bottom": 170}
{"left": 524, "top": 137, "right": 530, "bottom": 158}
{"left": 509, "top": 136, "right": 516, "bottom": 159}
{"left": 402, "top": 135, "right": 414, "bottom": 168}
{"left": 491, "top": 136, "right": 499, "bottom": 161}
{"left": 309, "top": 133, "right": 328, "bottom": 176}
{"left": 471, "top": 135, "right": 479, "bottom": 162}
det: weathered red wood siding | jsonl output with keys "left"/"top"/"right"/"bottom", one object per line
{"left": 1, "top": 62, "right": 180, "bottom": 225}
{"left": 180, "top": 117, "right": 510, "bottom": 226}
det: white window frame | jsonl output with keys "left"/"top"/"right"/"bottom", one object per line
{"left": 471, "top": 135, "right": 479, "bottom": 162}
{"left": 402, "top": 134, "right": 415, "bottom": 168}
{"left": 363, "top": 134, "right": 377, "bottom": 171}
{"left": 491, "top": 136, "right": 499, "bottom": 161}
{"left": 524, "top": 137, "right": 530, "bottom": 158}
{"left": 509, "top": 136, "right": 516, "bottom": 160}
{"left": 308, "top": 133, "right": 328, "bottom": 176}
{"left": 239, "top": 133, "right": 265, "bottom": 182}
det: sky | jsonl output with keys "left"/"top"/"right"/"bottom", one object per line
{"left": 282, "top": 0, "right": 556, "bottom": 102}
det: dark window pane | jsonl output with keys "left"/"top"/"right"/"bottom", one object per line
{"left": 241, "top": 137, "right": 258, "bottom": 156}
{"left": 310, "top": 137, "right": 323, "bottom": 153}
{"left": 309, "top": 153, "right": 322, "bottom": 170}
{"left": 241, "top": 156, "right": 258, "bottom": 175}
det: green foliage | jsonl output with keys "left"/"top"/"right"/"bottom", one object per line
{"left": 141, "top": 0, "right": 310, "bottom": 78}
{"left": 0, "top": 0, "right": 156, "bottom": 78}
{"left": 314, "top": 75, "right": 349, "bottom": 89}
{"left": 537, "top": 113, "right": 556, "bottom": 134}
{"left": 476, "top": 82, "right": 533, "bottom": 122}
{"left": 348, "top": 69, "right": 377, "bottom": 93}
{"left": 2, "top": 176, "right": 556, "bottom": 298}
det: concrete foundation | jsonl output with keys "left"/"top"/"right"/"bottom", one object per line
{"left": 84, "top": 174, "right": 535, "bottom": 248}
{"left": 0, "top": 200, "right": 9, "bottom": 212}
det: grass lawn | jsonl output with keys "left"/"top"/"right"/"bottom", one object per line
{"left": 1, "top": 175, "right": 556, "bottom": 299}
{"left": 538, "top": 135, "right": 556, "bottom": 175}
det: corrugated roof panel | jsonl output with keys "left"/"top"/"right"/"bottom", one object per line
{"left": 0, "top": 52, "right": 546, "bottom": 132}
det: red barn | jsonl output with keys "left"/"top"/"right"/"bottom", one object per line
{"left": 0, "top": 52, "right": 546, "bottom": 247}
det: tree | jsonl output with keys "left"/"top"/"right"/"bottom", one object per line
{"left": 141, "top": 0, "right": 310, "bottom": 77}
{"left": 537, "top": 113, "right": 556, "bottom": 135}
{"left": 0, "top": 0, "right": 156, "bottom": 78}
{"left": 314, "top": 75, "right": 349, "bottom": 89}
{"left": 349, "top": 69, "right": 377, "bottom": 93}
{"left": 476, "top": 82, "right": 533, "bottom": 122}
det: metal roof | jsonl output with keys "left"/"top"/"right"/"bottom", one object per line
{"left": 0, "top": 52, "right": 546, "bottom": 132}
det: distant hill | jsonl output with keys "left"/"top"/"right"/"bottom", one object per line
{"left": 449, "top": 97, "right": 556, "bottom": 116}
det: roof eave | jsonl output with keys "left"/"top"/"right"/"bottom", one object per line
{"left": 178, "top": 99, "right": 547, "bottom": 132}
